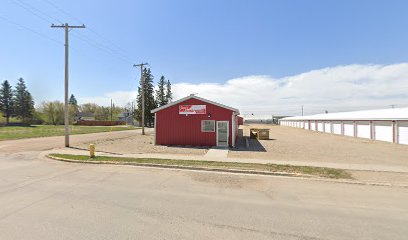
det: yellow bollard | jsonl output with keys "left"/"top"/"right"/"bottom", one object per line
{"left": 89, "top": 144, "right": 95, "bottom": 158}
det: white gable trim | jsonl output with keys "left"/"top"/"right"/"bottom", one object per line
{"left": 151, "top": 95, "right": 239, "bottom": 114}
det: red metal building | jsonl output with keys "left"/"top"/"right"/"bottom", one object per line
{"left": 151, "top": 95, "right": 240, "bottom": 147}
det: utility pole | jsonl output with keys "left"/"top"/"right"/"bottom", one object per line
{"left": 111, "top": 99, "right": 113, "bottom": 121}
{"left": 51, "top": 23, "right": 85, "bottom": 147}
{"left": 133, "top": 63, "right": 149, "bottom": 135}
{"left": 131, "top": 101, "right": 134, "bottom": 125}
{"left": 301, "top": 105, "right": 304, "bottom": 116}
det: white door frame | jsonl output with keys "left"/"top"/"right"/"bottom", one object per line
{"left": 231, "top": 114, "right": 236, "bottom": 147}
{"left": 216, "top": 121, "right": 229, "bottom": 147}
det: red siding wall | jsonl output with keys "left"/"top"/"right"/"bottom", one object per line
{"left": 155, "top": 98, "right": 235, "bottom": 146}
{"left": 238, "top": 116, "right": 244, "bottom": 125}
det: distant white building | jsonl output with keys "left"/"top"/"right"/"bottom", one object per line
{"left": 280, "top": 107, "right": 408, "bottom": 145}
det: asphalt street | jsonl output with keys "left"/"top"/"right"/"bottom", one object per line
{"left": 0, "top": 131, "right": 407, "bottom": 240}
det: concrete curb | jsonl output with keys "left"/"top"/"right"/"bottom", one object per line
{"left": 46, "top": 155, "right": 408, "bottom": 188}
{"left": 47, "top": 155, "right": 307, "bottom": 178}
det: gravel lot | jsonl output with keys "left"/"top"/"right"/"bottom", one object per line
{"left": 78, "top": 131, "right": 208, "bottom": 156}
{"left": 230, "top": 124, "right": 408, "bottom": 166}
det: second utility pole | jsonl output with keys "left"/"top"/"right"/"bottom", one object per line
{"left": 133, "top": 63, "right": 149, "bottom": 135}
{"left": 51, "top": 23, "right": 85, "bottom": 147}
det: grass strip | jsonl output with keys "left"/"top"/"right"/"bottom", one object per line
{"left": 0, "top": 125, "right": 140, "bottom": 140}
{"left": 49, "top": 153, "right": 352, "bottom": 179}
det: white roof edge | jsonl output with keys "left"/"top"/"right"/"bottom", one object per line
{"left": 151, "top": 95, "right": 240, "bottom": 114}
{"left": 280, "top": 107, "right": 408, "bottom": 121}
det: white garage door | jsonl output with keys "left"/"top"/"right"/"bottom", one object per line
{"left": 356, "top": 121, "right": 371, "bottom": 139}
{"left": 305, "top": 121, "right": 309, "bottom": 130}
{"left": 324, "top": 122, "right": 331, "bottom": 133}
{"left": 332, "top": 122, "right": 342, "bottom": 135}
{"left": 317, "top": 122, "right": 324, "bottom": 132}
{"left": 398, "top": 122, "right": 408, "bottom": 145}
{"left": 374, "top": 121, "right": 393, "bottom": 142}
{"left": 310, "top": 121, "right": 316, "bottom": 131}
{"left": 344, "top": 121, "right": 354, "bottom": 137}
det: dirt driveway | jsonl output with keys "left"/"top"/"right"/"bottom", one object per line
{"left": 230, "top": 124, "right": 408, "bottom": 166}
{"left": 77, "top": 132, "right": 208, "bottom": 156}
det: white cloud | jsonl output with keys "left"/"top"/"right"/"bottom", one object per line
{"left": 80, "top": 63, "right": 408, "bottom": 118}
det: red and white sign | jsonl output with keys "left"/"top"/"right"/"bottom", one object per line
{"left": 179, "top": 105, "right": 206, "bottom": 114}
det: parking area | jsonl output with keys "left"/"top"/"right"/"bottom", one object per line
{"left": 231, "top": 124, "right": 408, "bottom": 167}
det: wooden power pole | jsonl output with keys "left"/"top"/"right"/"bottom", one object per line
{"left": 133, "top": 63, "right": 149, "bottom": 135}
{"left": 51, "top": 23, "right": 85, "bottom": 147}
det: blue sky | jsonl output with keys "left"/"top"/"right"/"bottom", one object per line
{"left": 1, "top": 0, "right": 408, "bottom": 116}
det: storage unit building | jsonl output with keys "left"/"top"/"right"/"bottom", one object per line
{"left": 356, "top": 121, "right": 371, "bottom": 139}
{"left": 151, "top": 95, "right": 240, "bottom": 147}
{"left": 332, "top": 121, "right": 342, "bottom": 135}
{"left": 343, "top": 121, "right": 354, "bottom": 137}
{"left": 324, "top": 122, "right": 331, "bottom": 133}
{"left": 398, "top": 122, "right": 408, "bottom": 144}
{"left": 279, "top": 107, "right": 408, "bottom": 145}
{"left": 317, "top": 121, "right": 324, "bottom": 132}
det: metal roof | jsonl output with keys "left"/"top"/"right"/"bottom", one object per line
{"left": 281, "top": 107, "right": 408, "bottom": 121}
{"left": 151, "top": 95, "right": 240, "bottom": 114}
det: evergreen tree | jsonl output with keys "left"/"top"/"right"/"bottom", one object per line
{"left": 13, "top": 78, "right": 34, "bottom": 123}
{"left": 0, "top": 80, "right": 14, "bottom": 124}
{"left": 156, "top": 76, "right": 166, "bottom": 107}
{"left": 69, "top": 94, "right": 78, "bottom": 106}
{"left": 136, "top": 68, "right": 157, "bottom": 127}
{"left": 165, "top": 79, "right": 173, "bottom": 103}
{"left": 69, "top": 94, "right": 79, "bottom": 119}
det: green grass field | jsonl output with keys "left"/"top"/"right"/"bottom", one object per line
{"left": 0, "top": 125, "right": 139, "bottom": 140}
{"left": 49, "top": 154, "right": 352, "bottom": 179}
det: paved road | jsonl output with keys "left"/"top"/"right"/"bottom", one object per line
{"left": 0, "top": 151, "right": 407, "bottom": 239}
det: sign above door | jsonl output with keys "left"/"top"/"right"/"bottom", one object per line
{"left": 179, "top": 105, "right": 206, "bottom": 114}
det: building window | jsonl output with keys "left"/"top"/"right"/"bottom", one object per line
{"left": 201, "top": 120, "right": 215, "bottom": 132}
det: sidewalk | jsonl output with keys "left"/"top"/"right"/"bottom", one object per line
{"left": 45, "top": 147, "right": 408, "bottom": 173}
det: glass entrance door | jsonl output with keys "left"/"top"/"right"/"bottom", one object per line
{"left": 217, "top": 121, "right": 229, "bottom": 147}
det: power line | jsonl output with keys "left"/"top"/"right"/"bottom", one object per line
{"left": 0, "top": 14, "right": 62, "bottom": 45}
{"left": 41, "top": 0, "right": 135, "bottom": 62}
{"left": 12, "top": 0, "right": 137, "bottom": 64}
{"left": 73, "top": 31, "right": 134, "bottom": 62}
{"left": 42, "top": 0, "right": 83, "bottom": 24}
{"left": 85, "top": 28, "right": 134, "bottom": 60}
{"left": 11, "top": 0, "right": 63, "bottom": 24}
{"left": 71, "top": 31, "right": 133, "bottom": 64}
